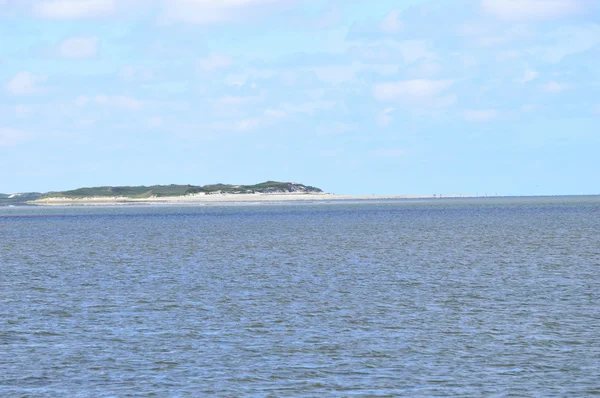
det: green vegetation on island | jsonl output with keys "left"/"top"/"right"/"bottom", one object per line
{"left": 36, "top": 181, "right": 323, "bottom": 199}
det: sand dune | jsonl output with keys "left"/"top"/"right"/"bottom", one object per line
{"left": 31, "top": 192, "right": 438, "bottom": 206}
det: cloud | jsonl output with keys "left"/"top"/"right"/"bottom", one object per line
{"left": 471, "top": 26, "right": 530, "bottom": 48}
{"left": 316, "top": 122, "right": 356, "bottom": 136}
{"left": 373, "top": 79, "right": 456, "bottom": 111}
{"left": 538, "top": 24, "right": 600, "bottom": 63}
{"left": 147, "top": 117, "right": 163, "bottom": 128}
{"left": 263, "top": 108, "right": 287, "bottom": 118}
{"left": 160, "top": 0, "right": 291, "bottom": 25}
{"left": 481, "top": 0, "right": 590, "bottom": 21}
{"left": 232, "top": 118, "right": 261, "bottom": 131}
{"left": 216, "top": 94, "right": 263, "bottom": 106}
{"left": 198, "top": 53, "right": 232, "bottom": 72}
{"left": 277, "top": 100, "right": 336, "bottom": 115}
{"left": 297, "top": 6, "right": 342, "bottom": 30}
{"left": 0, "top": 128, "right": 30, "bottom": 147}
{"left": 369, "top": 148, "right": 407, "bottom": 158}
{"left": 212, "top": 94, "right": 265, "bottom": 117}
{"left": 516, "top": 68, "right": 538, "bottom": 83}
{"left": 206, "top": 117, "right": 262, "bottom": 133}
{"left": 58, "top": 36, "right": 98, "bottom": 58}
{"left": 521, "top": 104, "right": 539, "bottom": 113}
{"left": 76, "top": 95, "right": 143, "bottom": 110}
{"left": 380, "top": 9, "right": 401, "bottom": 34}
{"left": 464, "top": 109, "right": 498, "bottom": 122}
{"left": 373, "top": 79, "right": 453, "bottom": 101}
{"left": 346, "top": 39, "right": 434, "bottom": 66}
{"left": 202, "top": 107, "right": 289, "bottom": 134}
{"left": 319, "top": 148, "right": 343, "bottom": 158}
{"left": 312, "top": 64, "right": 397, "bottom": 84}
{"left": 348, "top": 45, "right": 393, "bottom": 64}
{"left": 396, "top": 40, "right": 436, "bottom": 64}
{"left": 542, "top": 82, "right": 571, "bottom": 93}
{"left": 5, "top": 71, "right": 46, "bottom": 95}
{"left": 406, "top": 61, "right": 442, "bottom": 78}
{"left": 272, "top": 69, "right": 322, "bottom": 88}
{"left": 119, "top": 66, "right": 154, "bottom": 82}
{"left": 33, "top": 0, "right": 115, "bottom": 19}
{"left": 377, "top": 107, "right": 395, "bottom": 127}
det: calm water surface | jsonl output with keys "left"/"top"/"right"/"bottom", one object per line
{"left": 1, "top": 197, "right": 599, "bottom": 396}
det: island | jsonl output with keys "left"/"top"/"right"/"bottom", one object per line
{"left": 41, "top": 181, "right": 323, "bottom": 198}
{"left": 1, "top": 181, "right": 447, "bottom": 207}
{"left": 2, "top": 181, "right": 340, "bottom": 206}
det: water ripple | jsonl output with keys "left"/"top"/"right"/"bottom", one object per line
{"left": 1, "top": 197, "right": 599, "bottom": 396}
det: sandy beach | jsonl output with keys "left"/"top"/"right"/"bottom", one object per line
{"left": 30, "top": 192, "right": 443, "bottom": 206}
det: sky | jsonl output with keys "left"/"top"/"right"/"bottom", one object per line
{"left": 1, "top": 0, "right": 599, "bottom": 195}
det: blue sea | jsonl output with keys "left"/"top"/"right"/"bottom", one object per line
{"left": 1, "top": 197, "right": 599, "bottom": 396}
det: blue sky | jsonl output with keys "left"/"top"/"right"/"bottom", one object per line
{"left": 1, "top": 0, "right": 599, "bottom": 195}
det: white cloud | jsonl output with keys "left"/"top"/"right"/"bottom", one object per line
{"left": 212, "top": 94, "right": 265, "bottom": 117}
{"left": 147, "top": 117, "right": 163, "bottom": 128}
{"left": 263, "top": 108, "right": 287, "bottom": 118}
{"left": 198, "top": 53, "right": 232, "bottom": 72}
{"left": 377, "top": 107, "right": 395, "bottom": 127}
{"left": 373, "top": 79, "right": 453, "bottom": 101}
{"left": 464, "top": 109, "right": 498, "bottom": 122}
{"left": 119, "top": 66, "right": 154, "bottom": 82}
{"left": 58, "top": 36, "right": 98, "bottom": 59}
{"left": 319, "top": 148, "right": 343, "bottom": 158}
{"left": 161, "top": 0, "right": 288, "bottom": 25}
{"left": 406, "top": 61, "right": 442, "bottom": 78}
{"left": 300, "top": 6, "right": 342, "bottom": 30}
{"left": 495, "top": 50, "right": 523, "bottom": 61}
{"left": 537, "top": 24, "right": 600, "bottom": 63}
{"left": 33, "top": 0, "right": 115, "bottom": 19}
{"left": 216, "top": 95, "right": 263, "bottom": 106}
{"left": 397, "top": 40, "right": 436, "bottom": 64}
{"left": 5, "top": 71, "right": 46, "bottom": 95}
{"left": 542, "top": 82, "right": 571, "bottom": 94}
{"left": 279, "top": 100, "right": 336, "bottom": 115}
{"left": 316, "top": 122, "right": 356, "bottom": 136}
{"left": 480, "top": 33, "right": 526, "bottom": 48}
{"left": 370, "top": 148, "right": 407, "bottom": 158}
{"left": 457, "top": 23, "right": 490, "bottom": 37}
{"left": 461, "top": 55, "right": 479, "bottom": 68}
{"left": 96, "top": 95, "right": 143, "bottom": 110}
{"left": 202, "top": 106, "right": 290, "bottom": 134}
{"left": 380, "top": 9, "right": 401, "bottom": 34}
{"left": 14, "top": 104, "right": 35, "bottom": 117}
{"left": 458, "top": 22, "right": 532, "bottom": 50}
{"left": 481, "top": 0, "right": 589, "bottom": 21}
{"left": 348, "top": 45, "right": 393, "bottom": 63}
{"left": 312, "top": 65, "right": 361, "bottom": 84}
{"left": 233, "top": 118, "right": 261, "bottom": 131}
{"left": 373, "top": 79, "right": 456, "bottom": 110}
{"left": 0, "top": 128, "right": 30, "bottom": 147}
{"left": 312, "top": 64, "right": 397, "bottom": 84}
{"left": 76, "top": 95, "right": 143, "bottom": 110}
{"left": 516, "top": 68, "right": 538, "bottom": 83}
{"left": 348, "top": 40, "right": 434, "bottom": 66}
{"left": 521, "top": 104, "right": 539, "bottom": 113}
{"left": 206, "top": 118, "right": 262, "bottom": 133}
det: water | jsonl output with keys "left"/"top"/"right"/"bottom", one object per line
{"left": 1, "top": 197, "right": 599, "bottom": 396}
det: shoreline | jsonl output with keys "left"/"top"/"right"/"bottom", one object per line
{"left": 28, "top": 193, "right": 460, "bottom": 206}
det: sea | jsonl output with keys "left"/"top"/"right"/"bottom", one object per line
{"left": 1, "top": 196, "right": 599, "bottom": 397}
